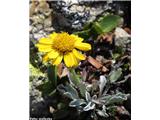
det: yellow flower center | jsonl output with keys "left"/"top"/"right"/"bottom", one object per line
{"left": 52, "top": 32, "right": 76, "bottom": 54}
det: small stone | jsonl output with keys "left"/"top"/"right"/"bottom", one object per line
{"left": 35, "top": 24, "right": 43, "bottom": 30}
{"left": 38, "top": 14, "right": 45, "bottom": 20}
{"left": 38, "top": 30, "right": 47, "bottom": 36}
{"left": 34, "top": 33, "right": 44, "bottom": 40}
{"left": 29, "top": 26, "right": 33, "bottom": 32}
{"left": 49, "top": 106, "right": 55, "bottom": 114}
{"left": 44, "top": 18, "right": 52, "bottom": 27}
{"left": 96, "top": 55, "right": 104, "bottom": 64}
{"left": 29, "top": 34, "right": 34, "bottom": 40}
{"left": 31, "top": 26, "right": 38, "bottom": 33}
{"left": 114, "top": 27, "right": 131, "bottom": 47}
{"left": 76, "top": 6, "right": 85, "bottom": 12}
{"left": 30, "top": 15, "right": 43, "bottom": 24}
{"left": 36, "top": 80, "right": 42, "bottom": 86}
{"left": 44, "top": 27, "right": 54, "bottom": 32}
{"left": 43, "top": 10, "right": 52, "bottom": 16}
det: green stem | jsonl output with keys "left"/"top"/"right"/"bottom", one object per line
{"left": 47, "top": 65, "right": 57, "bottom": 88}
{"left": 53, "top": 65, "right": 57, "bottom": 87}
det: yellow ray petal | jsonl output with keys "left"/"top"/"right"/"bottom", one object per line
{"left": 47, "top": 50, "right": 59, "bottom": 59}
{"left": 42, "top": 54, "right": 49, "bottom": 62}
{"left": 72, "top": 49, "right": 86, "bottom": 60}
{"left": 36, "top": 44, "right": 53, "bottom": 52}
{"left": 39, "top": 38, "right": 53, "bottom": 44}
{"left": 64, "top": 52, "right": 78, "bottom": 67}
{"left": 70, "top": 52, "right": 78, "bottom": 66}
{"left": 74, "top": 42, "right": 91, "bottom": 51}
{"left": 49, "top": 32, "right": 57, "bottom": 39}
{"left": 52, "top": 54, "right": 63, "bottom": 66}
{"left": 71, "top": 34, "right": 83, "bottom": 43}
{"left": 64, "top": 53, "right": 70, "bottom": 67}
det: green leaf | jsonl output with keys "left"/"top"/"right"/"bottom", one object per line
{"left": 92, "top": 15, "right": 121, "bottom": 34}
{"left": 37, "top": 65, "right": 57, "bottom": 96}
{"left": 112, "top": 53, "right": 121, "bottom": 60}
{"left": 73, "top": 29, "right": 91, "bottom": 40}
{"left": 79, "top": 83, "right": 87, "bottom": 97}
{"left": 73, "top": 15, "right": 121, "bottom": 40}
{"left": 47, "top": 65, "right": 57, "bottom": 88}
{"left": 109, "top": 68, "right": 122, "bottom": 83}
{"left": 57, "top": 102, "right": 66, "bottom": 110}
{"left": 68, "top": 69, "right": 81, "bottom": 86}
{"left": 37, "top": 80, "right": 56, "bottom": 96}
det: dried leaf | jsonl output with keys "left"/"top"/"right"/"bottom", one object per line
{"left": 57, "top": 63, "right": 63, "bottom": 77}
{"left": 102, "top": 66, "right": 109, "bottom": 72}
{"left": 60, "top": 68, "right": 68, "bottom": 78}
{"left": 49, "top": 106, "right": 55, "bottom": 114}
{"left": 57, "top": 64, "right": 68, "bottom": 78}
{"left": 88, "top": 56, "right": 108, "bottom": 72}
{"left": 116, "top": 106, "right": 130, "bottom": 115}
{"left": 124, "top": 27, "right": 131, "bottom": 34}
{"left": 98, "top": 33, "right": 114, "bottom": 44}
{"left": 88, "top": 56, "right": 103, "bottom": 69}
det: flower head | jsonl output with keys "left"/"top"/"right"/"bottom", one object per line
{"left": 36, "top": 32, "right": 91, "bottom": 67}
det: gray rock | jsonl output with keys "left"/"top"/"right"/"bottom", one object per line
{"left": 35, "top": 24, "right": 43, "bottom": 30}
{"left": 44, "top": 27, "right": 54, "bottom": 32}
{"left": 34, "top": 33, "right": 45, "bottom": 40}
{"left": 114, "top": 27, "right": 131, "bottom": 47}
{"left": 31, "top": 26, "right": 38, "bottom": 33}
{"left": 44, "top": 18, "right": 52, "bottom": 27}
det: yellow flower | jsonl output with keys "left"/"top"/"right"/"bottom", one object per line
{"left": 36, "top": 32, "right": 91, "bottom": 67}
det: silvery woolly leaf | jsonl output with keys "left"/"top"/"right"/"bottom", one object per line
{"left": 99, "top": 75, "right": 107, "bottom": 96}
{"left": 86, "top": 83, "right": 92, "bottom": 92}
{"left": 92, "top": 95, "right": 97, "bottom": 100}
{"left": 109, "top": 68, "right": 122, "bottom": 83}
{"left": 91, "top": 95, "right": 101, "bottom": 105}
{"left": 69, "top": 99, "right": 86, "bottom": 107}
{"left": 83, "top": 102, "right": 95, "bottom": 111}
{"left": 102, "top": 105, "right": 107, "bottom": 112}
{"left": 57, "top": 84, "right": 79, "bottom": 100}
{"left": 96, "top": 105, "right": 108, "bottom": 117}
{"left": 100, "top": 92, "right": 129, "bottom": 105}
{"left": 85, "top": 91, "right": 91, "bottom": 102}
{"left": 91, "top": 111, "right": 98, "bottom": 120}
{"left": 96, "top": 109, "right": 109, "bottom": 118}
